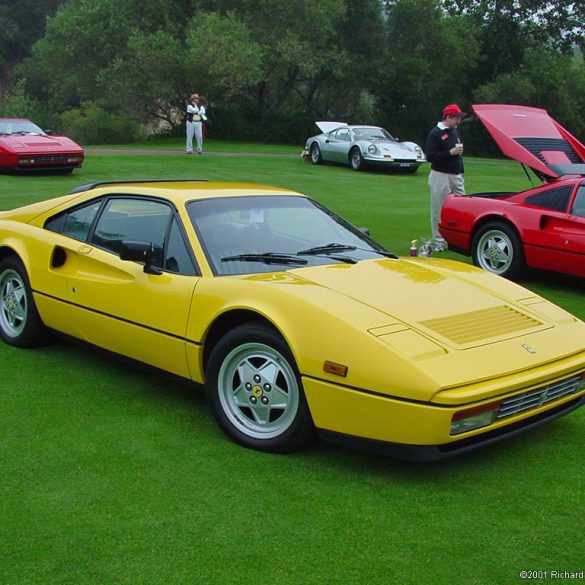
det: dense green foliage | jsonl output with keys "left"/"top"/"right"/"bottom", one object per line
{"left": 1, "top": 150, "right": 584, "bottom": 585}
{"left": 0, "top": 0, "right": 584, "bottom": 148}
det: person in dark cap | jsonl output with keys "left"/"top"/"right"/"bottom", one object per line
{"left": 186, "top": 92, "right": 207, "bottom": 154}
{"left": 424, "top": 103, "right": 466, "bottom": 251}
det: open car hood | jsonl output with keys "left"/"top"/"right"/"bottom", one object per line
{"left": 315, "top": 121, "right": 348, "bottom": 133}
{"left": 473, "top": 104, "right": 585, "bottom": 179}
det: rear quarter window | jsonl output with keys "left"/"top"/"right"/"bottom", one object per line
{"left": 524, "top": 186, "right": 573, "bottom": 212}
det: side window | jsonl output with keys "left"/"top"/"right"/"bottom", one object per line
{"left": 525, "top": 186, "right": 572, "bottom": 212}
{"left": 336, "top": 129, "right": 350, "bottom": 142}
{"left": 45, "top": 200, "right": 102, "bottom": 242}
{"left": 91, "top": 199, "right": 172, "bottom": 265}
{"left": 165, "top": 218, "right": 197, "bottom": 275}
{"left": 570, "top": 185, "right": 585, "bottom": 218}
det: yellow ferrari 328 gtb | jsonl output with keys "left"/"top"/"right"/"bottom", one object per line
{"left": 1, "top": 180, "right": 584, "bottom": 461}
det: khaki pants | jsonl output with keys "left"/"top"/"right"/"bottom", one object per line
{"left": 428, "top": 169, "right": 465, "bottom": 242}
{"left": 186, "top": 121, "right": 204, "bottom": 153}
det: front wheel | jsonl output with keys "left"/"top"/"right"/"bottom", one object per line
{"left": 310, "top": 142, "right": 323, "bottom": 165}
{"left": 0, "top": 257, "right": 47, "bottom": 347}
{"left": 349, "top": 147, "right": 364, "bottom": 171}
{"left": 205, "top": 323, "right": 314, "bottom": 453}
{"left": 471, "top": 222, "right": 524, "bottom": 279}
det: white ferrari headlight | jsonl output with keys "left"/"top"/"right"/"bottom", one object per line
{"left": 368, "top": 145, "right": 377, "bottom": 155}
{"left": 414, "top": 146, "right": 423, "bottom": 157}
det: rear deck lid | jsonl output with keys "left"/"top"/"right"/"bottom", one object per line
{"left": 315, "top": 121, "right": 348, "bottom": 133}
{"left": 473, "top": 104, "right": 585, "bottom": 179}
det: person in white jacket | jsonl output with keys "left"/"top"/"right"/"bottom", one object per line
{"left": 186, "top": 93, "right": 207, "bottom": 154}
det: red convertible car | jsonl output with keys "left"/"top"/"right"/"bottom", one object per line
{"left": 0, "top": 118, "right": 84, "bottom": 173}
{"left": 439, "top": 104, "right": 585, "bottom": 279}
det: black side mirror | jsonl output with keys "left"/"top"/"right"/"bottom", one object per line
{"left": 358, "top": 227, "right": 370, "bottom": 236}
{"left": 119, "top": 240, "right": 163, "bottom": 275}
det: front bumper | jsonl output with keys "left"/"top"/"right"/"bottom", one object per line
{"left": 6, "top": 153, "right": 84, "bottom": 172}
{"left": 363, "top": 156, "right": 424, "bottom": 169}
{"left": 303, "top": 372, "right": 585, "bottom": 461}
{"left": 318, "top": 396, "right": 585, "bottom": 461}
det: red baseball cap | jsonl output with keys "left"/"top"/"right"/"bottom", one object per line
{"left": 443, "top": 104, "right": 466, "bottom": 117}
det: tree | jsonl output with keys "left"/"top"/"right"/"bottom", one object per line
{"left": 440, "top": 0, "right": 585, "bottom": 89}
{"left": 441, "top": 0, "right": 584, "bottom": 53}
{"left": 474, "top": 49, "right": 585, "bottom": 140}
{"left": 0, "top": 0, "right": 65, "bottom": 95}
{"left": 374, "top": 0, "right": 480, "bottom": 143}
{"left": 184, "top": 12, "right": 264, "bottom": 103}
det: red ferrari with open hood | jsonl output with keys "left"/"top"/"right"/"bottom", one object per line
{"left": 439, "top": 104, "right": 585, "bottom": 280}
{"left": 473, "top": 104, "right": 585, "bottom": 180}
{"left": 0, "top": 118, "right": 84, "bottom": 173}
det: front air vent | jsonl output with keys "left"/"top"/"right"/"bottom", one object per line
{"left": 51, "top": 246, "right": 67, "bottom": 268}
{"left": 497, "top": 375, "right": 583, "bottom": 419}
{"left": 420, "top": 305, "right": 542, "bottom": 345}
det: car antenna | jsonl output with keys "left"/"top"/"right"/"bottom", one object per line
{"left": 520, "top": 163, "right": 535, "bottom": 187}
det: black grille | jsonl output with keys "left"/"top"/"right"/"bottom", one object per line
{"left": 35, "top": 155, "right": 72, "bottom": 163}
{"left": 515, "top": 137, "right": 583, "bottom": 164}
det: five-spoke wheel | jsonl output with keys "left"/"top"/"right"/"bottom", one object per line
{"left": 472, "top": 222, "right": 524, "bottom": 278}
{"left": 0, "top": 257, "right": 46, "bottom": 347}
{"left": 206, "top": 323, "right": 313, "bottom": 452}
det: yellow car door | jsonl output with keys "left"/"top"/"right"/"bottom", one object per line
{"left": 50, "top": 197, "right": 200, "bottom": 378}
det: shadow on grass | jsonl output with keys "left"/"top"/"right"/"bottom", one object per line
{"left": 517, "top": 270, "right": 585, "bottom": 290}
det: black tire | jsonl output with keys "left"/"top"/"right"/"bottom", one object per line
{"left": 349, "top": 147, "right": 364, "bottom": 171}
{"left": 0, "top": 257, "right": 47, "bottom": 347}
{"left": 310, "top": 142, "right": 323, "bottom": 165}
{"left": 471, "top": 221, "right": 524, "bottom": 279}
{"left": 205, "top": 323, "right": 314, "bottom": 453}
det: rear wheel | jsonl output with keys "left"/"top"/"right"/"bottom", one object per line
{"left": 0, "top": 257, "right": 46, "bottom": 347}
{"left": 471, "top": 222, "right": 524, "bottom": 279}
{"left": 350, "top": 147, "right": 364, "bottom": 171}
{"left": 206, "top": 323, "right": 314, "bottom": 453}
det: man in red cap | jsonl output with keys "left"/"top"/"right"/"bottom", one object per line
{"left": 424, "top": 103, "right": 466, "bottom": 251}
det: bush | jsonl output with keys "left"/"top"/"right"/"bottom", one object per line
{"left": 208, "top": 106, "right": 315, "bottom": 144}
{"left": 60, "top": 103, "right": 144, "bottom": 145}
{"left": 0, "top": 79, "right": 44, "bottom": 122}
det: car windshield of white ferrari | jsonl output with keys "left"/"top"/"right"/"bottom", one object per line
{"left": 187, "top": 195, "right": 391, "bottom": 275}
{"left": 353, "top": 127, "right": 394, "bottom": 141}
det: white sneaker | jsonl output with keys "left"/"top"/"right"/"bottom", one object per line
{"left": 433, "top": 243, "right": 445, "bottom": 253}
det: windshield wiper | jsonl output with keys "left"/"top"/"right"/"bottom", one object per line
{"left": 298, "top": 242, "right": 397, "bottom": 259}
{"left": 221, "top": 252, "right": 308, "bottom": 265}
{"left": 297, "top": 243, "right": 357, "bottom": 255}
{"left": 368, "top": 249, "right": 397, "bottom": 258}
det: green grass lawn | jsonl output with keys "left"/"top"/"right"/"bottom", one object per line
{"left": 1, "top": 148, "right": 584, "bottom": 585}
